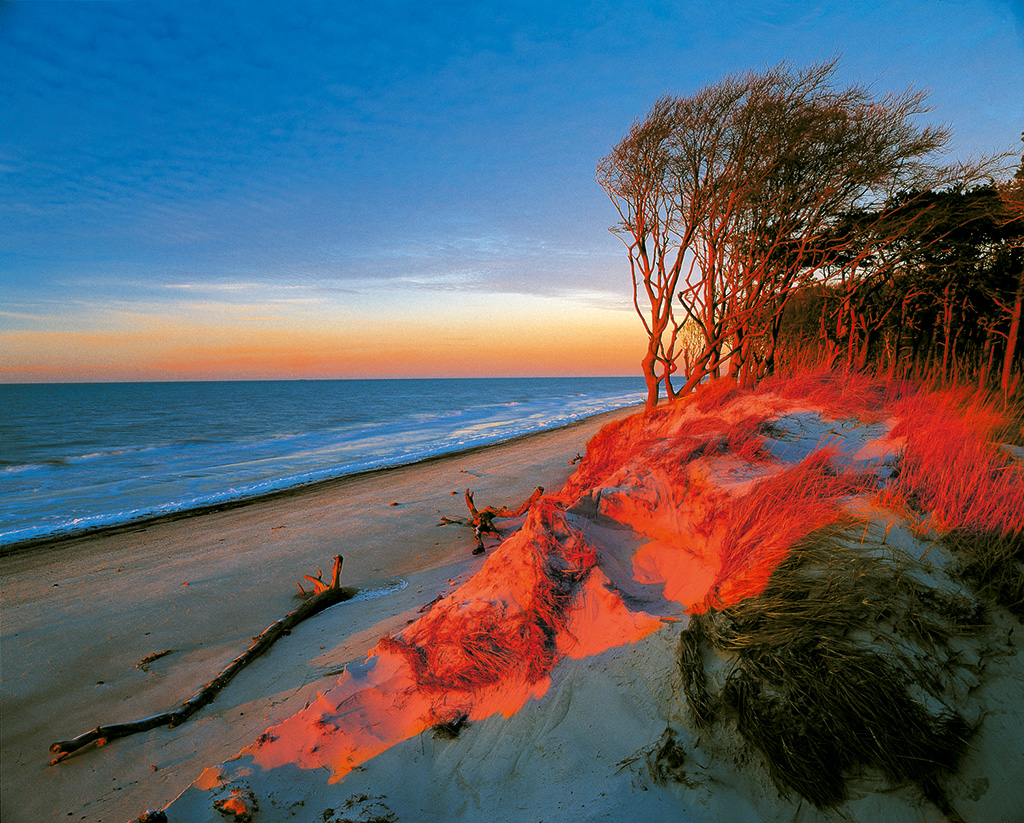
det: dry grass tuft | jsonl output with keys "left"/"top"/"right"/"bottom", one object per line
{"left": 720, "top": 414, "right": 776, "bottom": 463}
{"left": 695, "top": 449, "right": 876, "bottom": 612}
{"left": 381, "top": 502, "right": 596, "bottom": 693}
{"left": 678, "top": 525, "right": 982, "bottom": 815}
{"left": 646, "top": 728, "right": 690, "bottom": 786}
{"left": 880, "top": 389, "right": 1024, "bottom": 536}
{"left": 553, "top": 412, "right": 657, "bottom": 504}
{"left": 756, "top": 366, "right": 909, "bottom": 420}
{"left": 430, "top": 712, "right": 470, "bottom": 740}
{"left": 943, "top": 530, "right": 1024, "bottom": 618}
{"left": 693, "top": 378, "right": 747, "bottom": 412}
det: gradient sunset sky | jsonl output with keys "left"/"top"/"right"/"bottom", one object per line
{"left": 1, "top": 0, "right": 1021, "bottom": 382}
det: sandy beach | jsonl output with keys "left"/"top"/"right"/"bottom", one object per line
{"left": 0, "top": 407, "right": 638, "bottom": 823}
{"left": 5, "top": 375, "right": 1023, "bottom": 823}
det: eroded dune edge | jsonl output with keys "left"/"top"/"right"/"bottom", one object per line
{"left": 158, "top": 371, "right": 1024, "bottom": 823}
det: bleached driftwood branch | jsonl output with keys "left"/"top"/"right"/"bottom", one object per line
{"left": 50, "top": 556, "right": 349, "bottom": 763}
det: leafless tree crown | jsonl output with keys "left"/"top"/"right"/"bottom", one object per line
{"left": 599, "top": 60, "right": 999, "bottom": 407}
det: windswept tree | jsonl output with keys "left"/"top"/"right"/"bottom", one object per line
{"left": 595, "top": 98, "right": 691, "bottom": 409}
{"left": 996, "top": 136, "right": 1024, "bottom": 397}
{"left": 599, "top": 60, "right": 986, "bottom": 408}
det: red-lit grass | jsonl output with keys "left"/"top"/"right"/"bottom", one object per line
{"left": 381, "top": 501, "right": 596, "bottom": 693}
{"left": 881, "top": 389, "right": 1024, "bottom": 535}
{"left": 875, "top": 387, "right": 1024, "bottom": 615}
{"left": 771, "top": 337, "right": 831, "bottom": 378}
{"left": 556, "top": 388, "right": 777, "bottom": 507}
{"left": 382, "top": 604, "right": 553, "bottom": 691}
{"left": 720, "top": 413, "right": 775, "bottom": 463}
{"left": 693, "top": 377, "right": 748, "bottom": 412}
{"left": 695, "top": 449, "right": 876, "bottom": 612}
{"left": 553, "top": 411, "right": 657, "bottom": 504}
{"left": 755, "top": 366, "right": 910, "bottom": 421}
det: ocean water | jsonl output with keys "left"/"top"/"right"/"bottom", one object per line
{"left": 0, "top": 377, "right": 645, "bottom": 550}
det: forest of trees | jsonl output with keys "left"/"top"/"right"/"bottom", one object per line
{"left": 777, "top": 182, "right": 1023, "bottom": 394}
{"left": 599, "top": 60, "right": 1022, "bottom": 409}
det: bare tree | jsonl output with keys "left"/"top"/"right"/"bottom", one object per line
{"left": 599, "top": 60, "right": 989, "bottom": 406}
{"left": 996, "top": 136, "right": 1024, "bottom": 397}
{"left": 596, "top": 98, "right": 690, "bottom": 408}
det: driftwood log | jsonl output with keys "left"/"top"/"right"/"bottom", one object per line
{"left": 462, "top": 486, "right": 544, "bottom": 554}
{"left": 50, "top": 555, "right": 350, "bottom": 764}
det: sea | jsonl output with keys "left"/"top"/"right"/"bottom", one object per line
{"left": 0, "top": 376, "right": 645, "bottom": 551}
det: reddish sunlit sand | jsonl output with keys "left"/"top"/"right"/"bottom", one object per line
{"left": 158, "top": 372, "right": 1023, "bottom": 823}
{"left": 4, "top": 375, "right": 1022, "bottom": 823}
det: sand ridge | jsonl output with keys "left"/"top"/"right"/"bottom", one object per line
{"left": 159, "top": 376, "right": 1024, "bottom": 822}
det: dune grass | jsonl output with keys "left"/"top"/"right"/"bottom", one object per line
{"left": 881, "top": 389, "right": 1024, "bottom": 536}
{"left": 871, "top": 385, "right": 1024, "bottom": 617}
{"left": 756, "top": 366, "right": 909, "bottom": 420}
{"left": 381, "top": 502, "right": 596, "bottom": 693}
{"left": 942, "top": 530, "right": 1024, "bottom": 618}
{"left": 576, "top": 370, "right": 1017, "bottom": 817}
{"left": 668, "top": 371, "right": 1019, "bottom": 816}
{"left": 750, "top": 370, "right": 1023, "bottom": 618}
{"left": 678, "top": 524, "right": 983, "bottom": 816}
{"left": 695, "top": 449, "right": 876, "bottom": 612}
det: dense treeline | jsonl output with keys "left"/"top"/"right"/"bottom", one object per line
{"left": 776, "top": 182, "right": 1024, "bottom": 394}
{"left": 600, "top": 61, "right": 1020, "bottom": 406}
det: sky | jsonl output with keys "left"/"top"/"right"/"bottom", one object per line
{"left": 1, "top": 0, "right": 1022, "bottom": 382}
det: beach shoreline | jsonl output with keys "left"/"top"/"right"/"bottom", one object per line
{"left": 0, "top": 405, "right": 645, "bottom": 559}
{"left": 153, "top": 371, "right": 1024, "bottom": 823}
{"left": 0, "top": 405, "right": 639, "bottom": 823}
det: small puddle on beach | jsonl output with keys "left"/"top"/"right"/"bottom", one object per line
{"left": 338, "top": 578, "right": 409, "bottom": 605}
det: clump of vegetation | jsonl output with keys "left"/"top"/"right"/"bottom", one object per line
{"left": 695, "top": 450, "right": 876, "bottom": 611}
{"left": 872, "top": 387, "right": 1024, "bottom": 618}
{"left": 430, "top": 712, "right": 470, "bottom": 740}
{"left": 677, "top": 524, "right": 983, "bottom": 816}
{"left": 615, "top": 727, "right": 698, "bottom": 789}
{"left": 944, "top": 530, "right": 1024, "bottom": 618}
{"left": 321, "top": 794, "right": 397, "bottom": 823}
{"left": 646, "top": 728, "right": 690, "bottom": 786}
{"left": 881, "top": 389, "right": 1024, "bottom": 535}
{"left": 381, "top": 501, "right": 596, "bottom": 692}
{"left": 756, "top": 366, "right": 911, "bottom": 420}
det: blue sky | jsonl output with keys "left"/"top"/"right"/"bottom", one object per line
{"left": 1, "top": 0, "right": 1022, "bottom": 380}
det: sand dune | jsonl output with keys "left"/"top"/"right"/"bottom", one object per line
{"left": 159, "top": 373, "right": 1023, "bottom": 823}
{"left": 6, "top": 374, "right": 1024, "bottom": 823}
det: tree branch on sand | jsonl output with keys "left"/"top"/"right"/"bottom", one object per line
{"left": 297, "top": 553, "right": 344, "bottom": 596}
{"left": 49, "top": 556, "right": 350, "bottom": 764}
{"left": 439, "top": 486, "right": 545, "bottom": 554}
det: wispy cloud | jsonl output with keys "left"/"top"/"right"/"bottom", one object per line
{"left": 2, "top": 0, "right": 1020, "bottom": 378}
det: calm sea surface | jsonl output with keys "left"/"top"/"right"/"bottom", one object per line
{"left": 0, "top": 377, "right": 645, "bottom": 549}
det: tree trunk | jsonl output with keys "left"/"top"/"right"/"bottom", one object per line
{"left": 978, "top": 329, "right": 993, "bottom": 391}
{"left": 1001, "top": 272, "right": 1024, "bottom": 398}
{"left": 641, "top": 346, "right": 660, "bottom": 410}
{"left": 942, "top": 283, "right": 954, "bottom": 382}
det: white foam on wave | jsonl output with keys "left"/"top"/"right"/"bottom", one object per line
{"left": 0, "top": 381, "right": 646, "bottom": 549}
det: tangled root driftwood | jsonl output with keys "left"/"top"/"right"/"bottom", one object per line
{"left": 441, "top": 486, "right": 544, "bottom": 554}
{"left": 50, "top": 556, "right": 350, "bottom": 764}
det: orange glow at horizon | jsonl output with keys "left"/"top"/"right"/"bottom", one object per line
{"left": 0, "top": 302, "right": 648, "bottom": 382}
